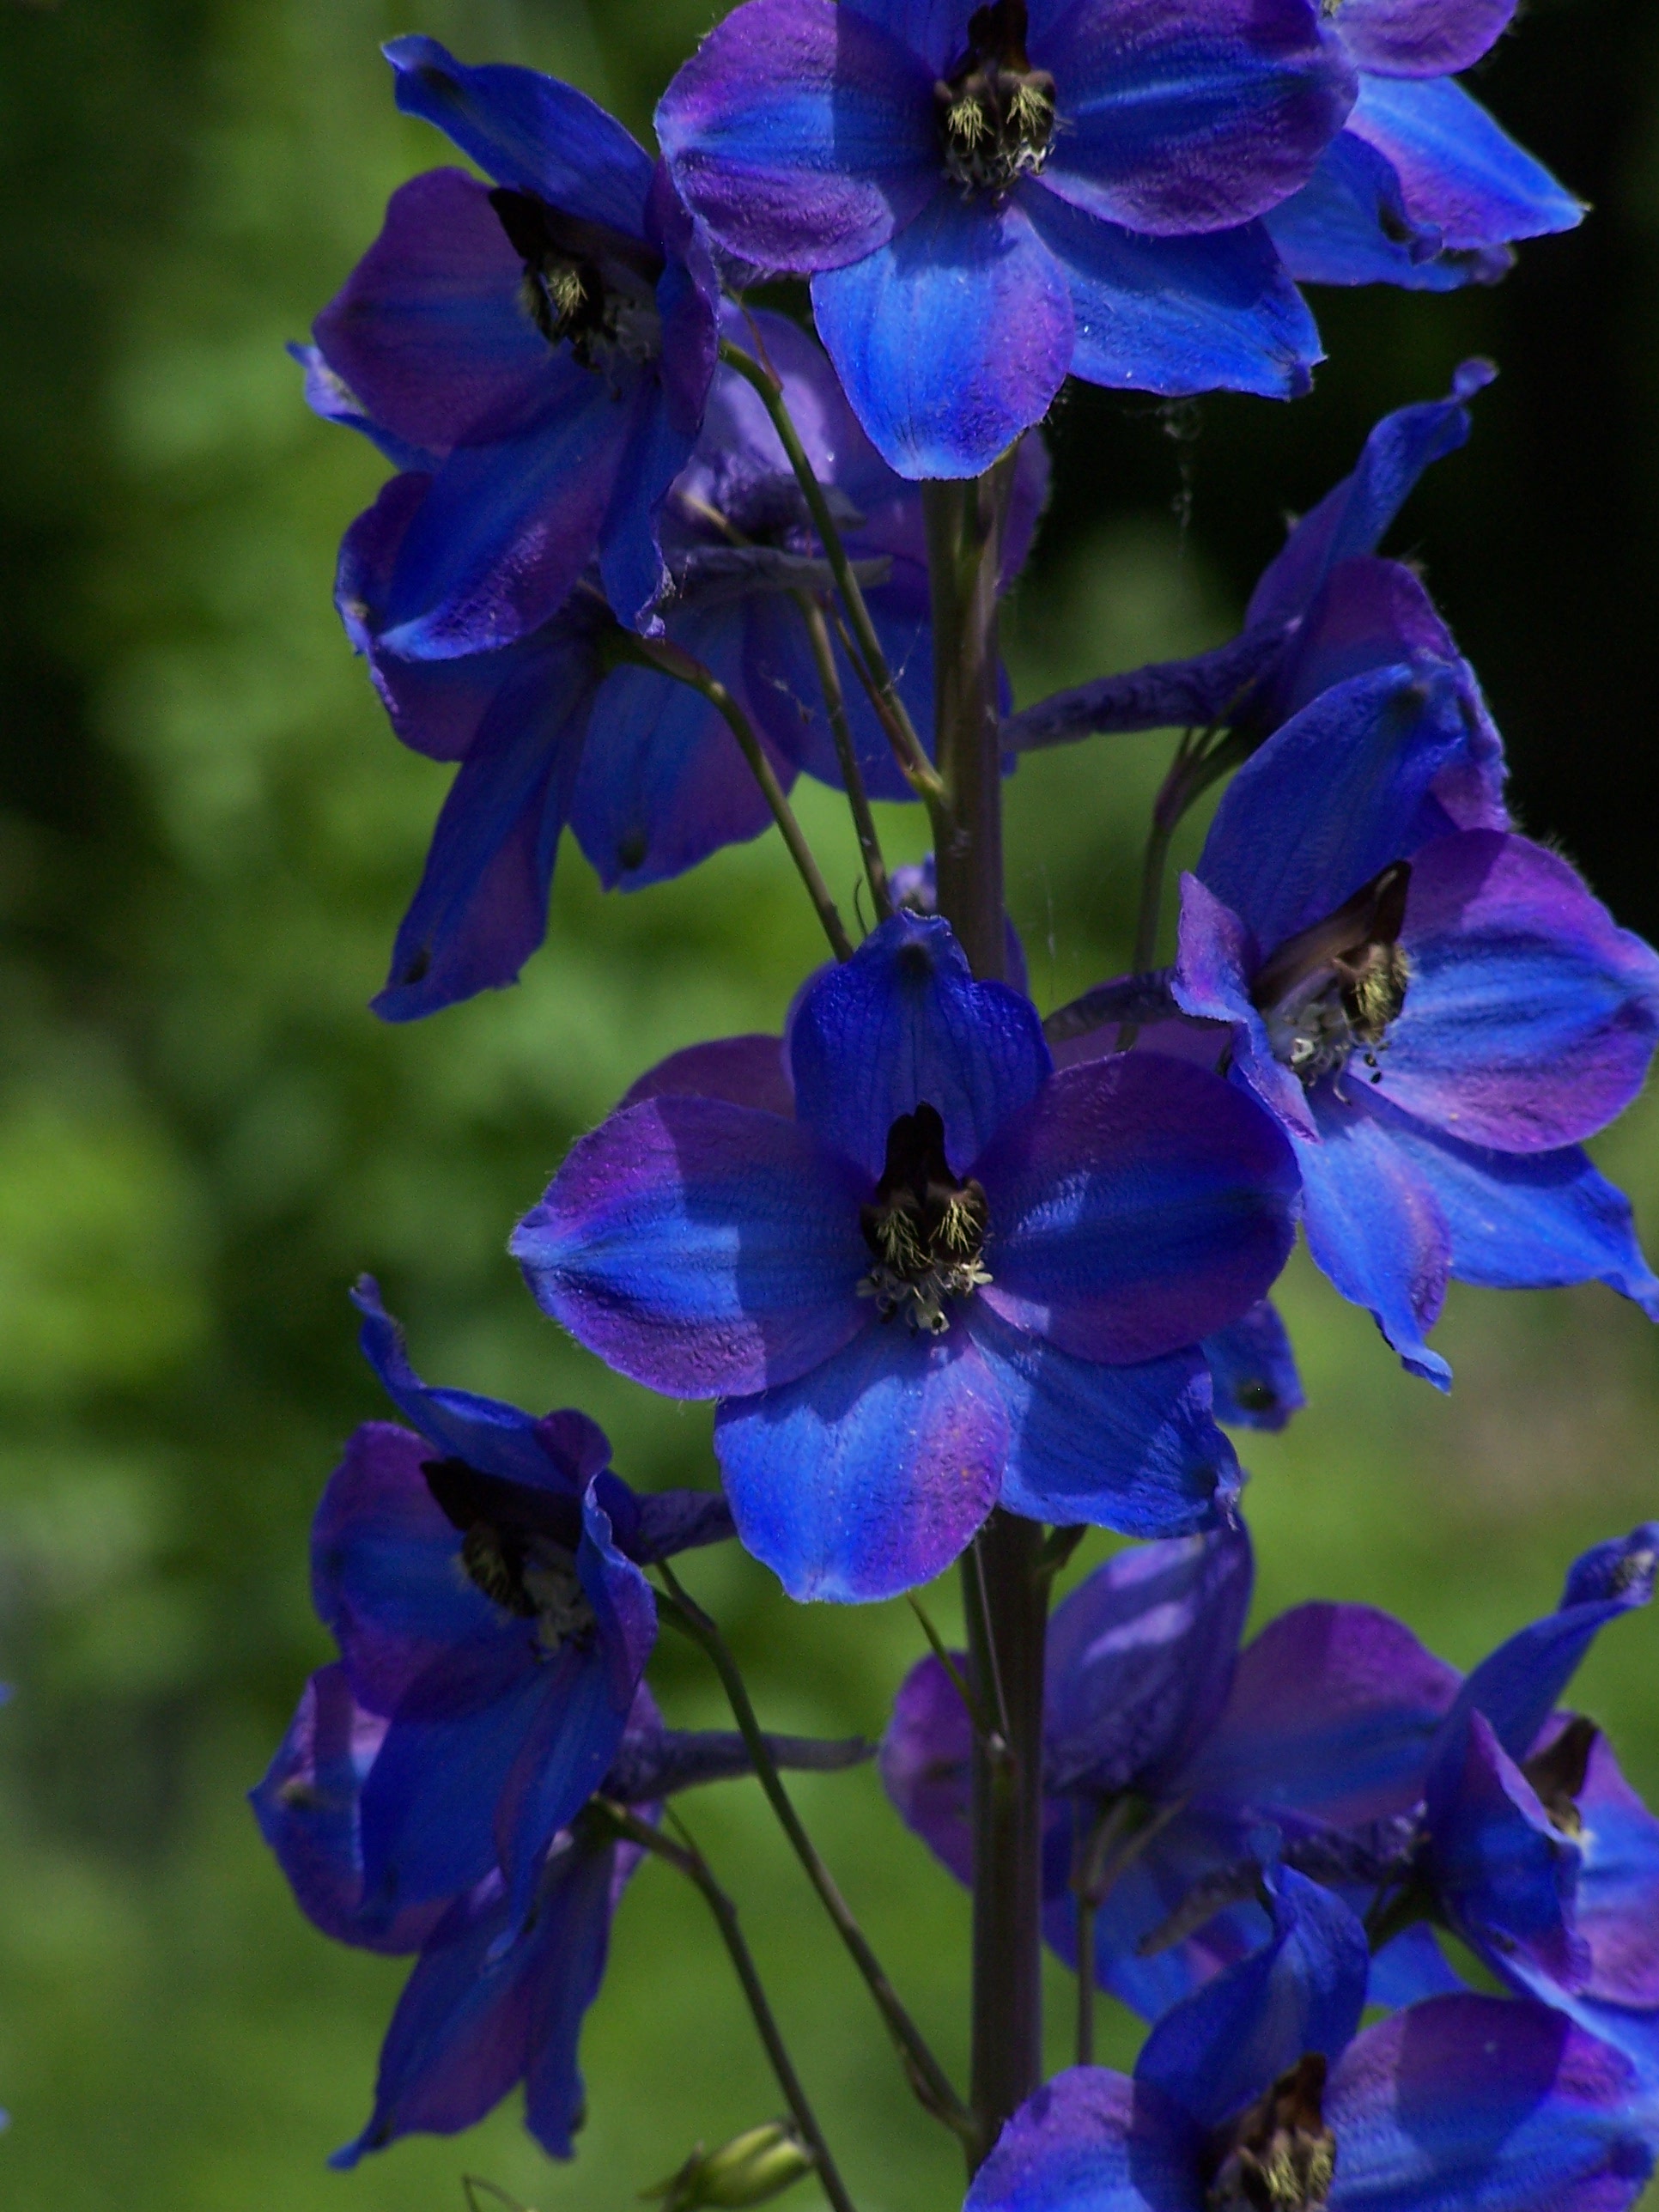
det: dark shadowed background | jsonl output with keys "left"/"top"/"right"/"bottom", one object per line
{"left": 1, "top": 1, "right": 1656, "bottom": 2206}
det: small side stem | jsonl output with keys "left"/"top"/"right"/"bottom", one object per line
{"left": 794, "top": 592, "right": 893, "bottom": 921}
{"left": 596, "top": 1801, "right": 857, "bottom": 2212}
{"left": 612, "top": 631, "right": 854, "bottom": 962}
{"left": 1117, "top": 725, "right": 1250, "bottom": 1046}
{"left": 654, "top": 1565, "right": 977, "bottom": 2160}
{"left": 1073, "top": 1887, "right": 1097, "bottom": 2069}
{"left": 719, "top": 340, "right": 945, "bottom": 813}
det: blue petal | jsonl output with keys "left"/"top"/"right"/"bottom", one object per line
{"left": 1440, "top": 1524, "right": 1658, "bottom": 1765}
{"left": 1134, "top": 1868, "right": 1370, "bottom": 2131}
{"left": 290, "top": 343, "right": 441, "bottom": 472}
{"left": 513, "top": 1095, "right": 871, "bottom": 1399}
{"left": 1361, "top": 1113, "right": 1659, "bottom": 1318}
{"left": 379, "top": 369, "right": 632, "bottom": 659}
{"left": 811, "top": 189, "right": 1073, "bottom": 480}
{"left": 789, "top": 911, "right": 1052, "bottom": 1179}
{"left": 1295, "top": 1088, "right": 1453, "bottom": 1389}
{"left": 1195, "top": 659, "right": 1476, "bottom": 950}
{"left": 1045, "top": 1522, "right": 1253, "bottom": 1796}
{"left": 969, "top": 1309, "right": 1243, "bottom": 1538}
{"left": 713, "top": 1320, "right": 1008, "bottom": 1602}
{"left": 1247, "top": 361, "right": 1492, "bottom": 629}
{"left": 1367, "top": 1923, "right": 1468, "bottom": 2007}
{"left": 385, "top": 37, "right": 654, "bottom": 235}
{"left": 1024, "top": 191, "right": 1321, "bottom": 401}
{"left": 351, "top": 1278, "right": 608, "bottom": 1492}
{"left": 1265, "top": 132, "right": 1508, "bottom": 291}
{"left": 570, "top": 605, "right": 781, "bottom": 890}
{"left": 1001, "top": 625, "right": 1286, "bottom": 752}
{"left": 882, "top": 1650, "right": 976, "bottom": 1887}
{"left": 599, "top": 381, "right": 700, "bottom": 635}
{"left": 1326, "top": 1997, "right": 1653, "bottom": 2212}
{"left": 1204, "top": 1301, "right": 1304, "bottom": 1431}
{"left": 963, "top": 2066, "right": 1200, "bottom": 2212}
{"left": 842, "top": 0, "right": 966, "bottom": 76}
{"left": 1350, "top": 74, "right": 1584, "bottom": 251}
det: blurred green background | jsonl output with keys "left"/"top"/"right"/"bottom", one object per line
{"left": 2, "top": 0, "right": 1657, "bottom": 2206}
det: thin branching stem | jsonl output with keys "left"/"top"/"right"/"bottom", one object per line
{"left": 1117, "top": 723, "right": 1251, "bottom": 1045}
{"left": 906, "top": 1593, "right": 1001, "bottom": 1753}
{"left": 653, "top": 1564, "right": 979, "bottom": 2160}
{"left": 611, "top": 630, "right": 854, "bottom": 962}
{"left": 594, "top": 1800, "right": 858, "bottom": 2212}
{"left": 1074, "top": 1887, "right": 1097, "bottom": 2069}
{"left": 794, "top": 592, "right": 893, "bottom": 921}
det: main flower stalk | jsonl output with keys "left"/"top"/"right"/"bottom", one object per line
{"left": 926, "top": 464, "right": 1048, "bottom": 2155}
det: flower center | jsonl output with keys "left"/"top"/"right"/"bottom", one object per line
{"left": 1252, "top": 862, "right": 1412, "bottom": 1093}
{"left": 860, "top": 1102, "right": 991, "bottom": 1335}
{"left": 936, "top": 0, "right": 1056, "bottom": 196}
{"left": 1522, "top": 1714, "right": 1599, "bottom": 1840}
{"left": 423, "top": 1456, "right": 596, "bottom": 1655}
{"left": 489, "top": 189, "right": 664, "bottom": 371}
{"left": 1206, "top": 2055, "right": 1337, "bottom": 2212}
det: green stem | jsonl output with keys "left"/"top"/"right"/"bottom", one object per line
{"left": 653, "top": 1565, "right": 978, "bottom": 2159}
{"left": 794, "top": 591, "right": 893, "bottom": 921}
{"left": 1116, "top": 725, "right": 1251, "bottom": 1045}
{"left": 719, "top": 340, "right": 947, "bottom": 817}
{"left": 907, "top": 1592, "right": 1000, "bottom": 1751}
{"left": 611, "top": 631, "right": 854, "bottom": 962}
{"left": 595, "top": 1801, "right": 858, "bottom": 2212}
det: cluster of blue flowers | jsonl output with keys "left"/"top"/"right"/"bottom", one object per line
{"left": 257, "top": 8, "right": 1659, "bottom": 2209}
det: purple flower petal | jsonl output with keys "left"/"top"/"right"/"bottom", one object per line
{"left": 1264, "top": 130, "right": 1470, "bottom": 289}
{"left": 1296, "top": 1087, "right": 1453, "bottom": 1387}
{"left": 963, "top": 2066, "right": 1200, "bottom": 2212}
{"left": 1135, "top": 1869, "right": 1370, "bottom": 2131}
{"left": 1247, "top": 359, "right": 1492, "bottom": 628}
{"left": 1022, "top": 192, "right": 1321, "bottom": 401}
{"left": 377, "top": 370, "right": 631, "bottom": 659}
{"left": 599, "top": 367, "right": 702, "bottom": 634}
{"left": 1184, "top": 1599, "right": 1461, "bottom": 1829}
{"left": 975, "top": 1052, "right": 1298, "bottom": 1364}
{"left": 714, "top": 1321, "right": 1007, "bottom": 1601}
{"left": 970, "top": 1310, "right": 1243, "bottom": 1537}
{"left": 249, "top": 1663, "right": 449, "bottom": 1954}
{"left": 1001, "top": 626, "right": 1286, "bottom": 751}
{"left": 513, "top": 1096, "right": 870, "bottom": 1399}
{"left": 842, "top": 0, "right": 969, "bottom": 76}
{"left": 386, "top": 36, "right": 655, "bottom": 235}
{"left": 313, "top": 169, "right": 556, "bottom": 456}
{"left": 789, "top": 911, "right": 1052, "bottom": 1181}
{"left": 1382, "top": 832, "right": 1659, "bottom": 1151}
{"left": 1045, "top": 1522, "right": 1253, "bottom": 1796}
{"left": 655, "top": 0, "right": 939, "bottom": 271}
{"left": 1325, "top": 1997, "right": 1653, "bottom": 2212}
{"left": 621, "top": 1034, "right": 794, "bottom": 1118}
{"left": 1333, "top": 0, "right": 1514, "bottom": 77}
{"left": 1570, "top": 1731, "right": 1659, "bottom": 2009}
{"left": 1173, "top": 874, "right": 1319, "bottom": 1139}
{"left": 882, "top": 1650, "right": 975, "bottom": 1886}
{"left": 1349, "top": 74, "right": 1583, "bottom": 250}
{"left": 811, "top": 190, "right": 1074, "bottom": 479}
{"left": 292, "top": 342, "right": 443, "bottom": 472}
{"left": 1034, "top": 0, "right": 1355, "bottom": 236}
{"left": 1204, "top": 1300, "right": 1305, "bottom": 1431}
{"left": 570, "top": 607, "right": 782, "bottom": 890}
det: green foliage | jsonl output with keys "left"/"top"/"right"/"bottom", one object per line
{"left": 0, "top": 2, "right": 1656, "bottom": 2207}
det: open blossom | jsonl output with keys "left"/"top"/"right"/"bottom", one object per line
{"left": 966, "top": 1868, "right": 1659, "bottom": 2212}
{"left": 511, "top": 913, "right": 1297, "bottom": 1603}
{"left": 301, "top": 38, "right": 719, "bottom": 648}
{"left": 657, "top": 0, "right": 1354, "bottom": 475}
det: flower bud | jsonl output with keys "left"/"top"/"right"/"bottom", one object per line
{"left": 643, "top": 2122, "right": 817, "bottom": 2212}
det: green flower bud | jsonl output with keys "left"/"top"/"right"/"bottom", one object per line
{"left": 643, "top": 2122, "right": 817, "bottom": 2212}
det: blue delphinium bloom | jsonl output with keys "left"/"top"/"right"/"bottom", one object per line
{"left": 1261, "top": 0, "right": 1583, "bottom": 292}
{"left": 333, "top": 311, "right": 1047, "bottom": 1020}
{"left": 256, "top": 1671, "right": 861, "bottom": 2162}
{"left": 1003, "top": 361, "right": 1498, "bottom": 766}
{"left": 656, "top": 0, "right": 1354, "bottom": 476}
{"left": 303, "top": 37, "right": 719, "bottom": 647}
{"left": 883, "top": 1520, "right": 1658, "bottom": 2032}
{"left": 966, "top": 1868, "right": 1658, "bottom": 2212}
{"left": 512, "top": 912, "right": 1298, "bottom": 1603}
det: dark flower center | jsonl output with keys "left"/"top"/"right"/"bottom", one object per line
{"left": 423, "top": 1455, "right": 596, "bottom": 1653}
{"left": 936, "top": 0, "right": 1056, "bottom": 196}
{"left": 489, "top": 189, "right": 665, "bottom": 371}
{"left": 860, "top": 1102, "right": 991, "bottom": 1334}
{"left": 1522, "top": 1714, "right": 1600, "bottom": 1839}
{"left": 1252, "top": 862, "right": 1412, "bottom": 1093}
{"left": 1206, "top": 2055, "right": 1337, "bottom": 2212}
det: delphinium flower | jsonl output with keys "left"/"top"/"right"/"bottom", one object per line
{"left": 882, "top": 1517, "right": 1658, "bottom": 2028}
{"left": 656, "top": 0, "right": 1357, "bottom": 475}
{"left": 1259, "top": 0, "right": 1583, "bottom": 292}
{"left": 966, "top": 1866, "right": 1659, "bottom": 2212}
{"left": 332, "top": 311, "right": 1046, "bottom": 1019}
{"left": 512, "top": 911, "right": 1298, "bottom": 1603}
{"left": 1003, "top": 361, "right": 1500, "bottom": 773}
{"left": 252, "top": 1282, "right": 861, "bottom": 2160}
{"left": 300, "top": 37, "right": 719, "bottom": 647}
